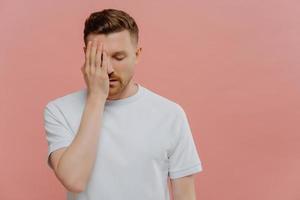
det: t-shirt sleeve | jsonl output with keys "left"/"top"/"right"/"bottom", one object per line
{"left": 168, "top": 105, "right": 203, "bottom": 179}
{"left": 43, "top": 102, "right": 74, "bottom": 169}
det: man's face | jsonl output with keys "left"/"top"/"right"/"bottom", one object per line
{"left": 84, "top": 30, "right": 142, "bottom": 98}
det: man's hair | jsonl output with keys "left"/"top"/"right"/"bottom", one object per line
{"left": 83, "top": 9, "right": 139, "bottom": 47}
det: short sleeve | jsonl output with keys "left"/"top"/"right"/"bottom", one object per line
{"left": 168, "top": 105, "right": 203, "bottom": 179}
{"left": 43, "top": 102, "right": 74, "bottom": 169}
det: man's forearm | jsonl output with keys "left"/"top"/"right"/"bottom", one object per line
{"left": 172, "top": 175, "right": 197, "bottom": 200}
{"left": 56, "top": 95, "right": 106, "bottom": 192}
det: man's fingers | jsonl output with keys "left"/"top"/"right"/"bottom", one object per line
{"left": 85, "top": 41, "right": 91, "bottom": 66}
{"left": 95, "top": 41, "right": 102, "bottom": 70}
{"left": 95, "top": 43, "right": 103, "bottom": 74}
{"left": 101, "top": 50, "right": 108, "bottom": 73}
{"left": 84, "top": 41, "right": 91, "bottom": 74}
{"left": 101, "top": 43, "right": 104, "bottom": 67}
{"left": 90, "top": 39, "right": 97, "bottom": 68}
{"left": 96, "top": 42, "right": 103, "bottom": 67}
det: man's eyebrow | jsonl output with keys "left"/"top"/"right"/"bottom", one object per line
{"left": 111, "top": 51, "right": 127, "bottom": 56}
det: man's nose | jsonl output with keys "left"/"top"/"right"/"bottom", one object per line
{"left": 107, "top": 57, "right": 114, "bottom": 74}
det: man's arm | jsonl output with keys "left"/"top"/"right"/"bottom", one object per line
{"left": 50, "top": 40, "right": 110, "bottom": 193}
{"left": 52, "top": 96, "right": 105, "bottom": 193}
{"left": 171, "top": 175, "right": 197, "bottom": 200}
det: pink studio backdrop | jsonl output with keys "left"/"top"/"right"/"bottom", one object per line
{"left": 1, "top": 0, "right": 299, "bottom": 199}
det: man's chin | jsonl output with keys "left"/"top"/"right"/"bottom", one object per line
{"left": 107, "top": 86, "right": 120, "bottom": 99}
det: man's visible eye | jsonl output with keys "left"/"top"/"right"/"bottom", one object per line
{"left": 114, "top": 57, "right": 125, "bottom": 61}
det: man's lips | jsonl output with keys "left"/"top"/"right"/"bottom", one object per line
{"left": 109, "top": 79, "right": 118, "bottom": 83}
{"left": 109, "top": 79, "right": 118, "bottom": 86}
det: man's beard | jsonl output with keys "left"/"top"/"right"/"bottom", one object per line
{"left": 108, "top": 78, "right": 128, "bottom": 97}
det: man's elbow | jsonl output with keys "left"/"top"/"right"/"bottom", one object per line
{"left": 60, "top": 177, "right": 86, "bottom": 193}
{"left": 66, "top": 180, "right": 86, "bottom": 193}
{"left": 54, "top": 169, "right": 87, "bottom": 193}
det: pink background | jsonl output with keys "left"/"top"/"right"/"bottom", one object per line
{"left": 1, "top": 0, "right": 300, "bottom": 199}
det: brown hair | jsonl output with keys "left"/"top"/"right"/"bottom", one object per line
{"left": 83, "top": 9, "right": 139, "bottom": 47}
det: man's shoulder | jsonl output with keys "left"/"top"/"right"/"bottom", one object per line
{"left": 142, "top": 86, "right": 183, "bottom": 114}
{"left": 45, "top": 88, "right": 86, "bottom": 110}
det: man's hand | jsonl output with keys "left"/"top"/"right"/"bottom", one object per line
{"left": 81, "top": 39, "right": 110, "bottom": 99}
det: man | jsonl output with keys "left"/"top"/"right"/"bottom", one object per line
{"left": 43, "top": 8, "right": 203, "bottom": 200}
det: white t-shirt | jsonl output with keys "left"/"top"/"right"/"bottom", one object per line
{"left": 43, "top": 83, "right": 203, "bottom": 200}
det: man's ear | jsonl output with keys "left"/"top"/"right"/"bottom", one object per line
{"left": 83, "top": 46, "right": 86, "bottom": 54}
{"left": 135, "top": 47, "right": 142, "bottom": 64}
